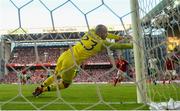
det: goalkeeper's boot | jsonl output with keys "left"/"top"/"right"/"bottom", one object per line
{"left": 32, "top": 85, "right": 44, "bottom": 97}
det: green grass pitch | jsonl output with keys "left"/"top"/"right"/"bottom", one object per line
{"left": 0, "top": 83, "right": 180, "bottom": 110}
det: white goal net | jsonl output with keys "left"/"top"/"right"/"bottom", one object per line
{"left": 0, "top": 0, "right": 179, "bottom": 110}
{"left": 139, "top": 0, "right": 180, "bottom": 110}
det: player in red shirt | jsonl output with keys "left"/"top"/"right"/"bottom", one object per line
{"left": 163, "top": 56, "right": 177, "bottom": 84}
{"left": 114, "top": 57, "right": 129, "bottom": 86}
{"left": 163, "top": 45, "right": 179, "bottom": 84}
{"left": 21, "top": 65, "right": 27, "bottom": 85}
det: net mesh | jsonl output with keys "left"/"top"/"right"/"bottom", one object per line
{"left": 0, "top": 0, "right": 180, "bottom": 110}
{"left": 139, "top": 0, "right": 180, "bottom": 109}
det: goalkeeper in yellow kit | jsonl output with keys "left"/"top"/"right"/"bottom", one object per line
{"left": 32, "top": 24, "right": 133, "bottom": 97}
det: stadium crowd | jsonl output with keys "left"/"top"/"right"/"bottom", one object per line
{"left": 8, "top": 47, "right": 110, "bottom": 64}
{"left": 8, "top": 47, "right": 63, "bottom": 64}
{"left": 1, "top": 46, "right": 118, "bottom": 84}
{"left": 1, "top": 45, "right": 179, "bottom": 85}
{"left": 0, "top": 69, "right": 127, "bottom": 84}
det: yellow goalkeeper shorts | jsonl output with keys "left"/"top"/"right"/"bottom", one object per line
{"left": 55, "top": 49, "right": 77, "bottom": 83}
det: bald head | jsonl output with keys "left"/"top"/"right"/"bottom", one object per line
{"left": 95, "top": 24, "right": 108, "bottom": 40}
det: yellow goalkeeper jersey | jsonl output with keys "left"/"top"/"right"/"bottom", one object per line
{"left": 54, "top": 30, "right": 133, "bottom": 83}
{"left": 71, "top": 30, "right": 132, "bottom": 64}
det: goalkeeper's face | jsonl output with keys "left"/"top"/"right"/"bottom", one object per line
{"left": 99, "top": 30, "right": 107, "bottom": 40}
{"left": 95, "top": 24, "right": 108, "bottom": 40}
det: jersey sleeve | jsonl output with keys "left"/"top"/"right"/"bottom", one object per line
{"left": 103, "top": 40, "right": 133, "bottom": 50}
{"left": 106, "top": 33, "right": 123, "bottom": 40}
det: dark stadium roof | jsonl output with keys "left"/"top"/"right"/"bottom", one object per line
{"left": 141, "top": 0, "right": 180, "bottom": 37}
{"left": 2, "top": 31, "right": 124, "bottom": 42}
{"left": 4, "top": 32, "right": 82, "bottom": 41}
{"left": 142, "top": 0, "right": 179, "bottom": 24}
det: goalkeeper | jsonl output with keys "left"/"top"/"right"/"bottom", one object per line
{"left": 32, "top": 24, "right": 133, "bottom": 97}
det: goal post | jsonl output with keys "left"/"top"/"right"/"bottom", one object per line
{"left": 130, "top": 0, "right": 147, "bottom": 104}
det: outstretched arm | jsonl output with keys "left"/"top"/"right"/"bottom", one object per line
{"left": 107, "top": 33, "right": 132, "bottom": 41}
{"left": 103, "top": 41, "right": 133, "bottom": 50}
{"left": 107, "top": 33, "right": 123, "bottom": 40}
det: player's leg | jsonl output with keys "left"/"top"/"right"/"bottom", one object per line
{"left": 150, "top": 68, "right": 157, "bottom": 85}
{"left": 153, "top": 71, "right": 157, "bottom": 85}
{"left": 32, "top": 72, "right": 64, "bottom": 96}
{"left": 172, "top": 70, "right": 177, "bottom": 80}
{"left": 51, "top": 51, "right": 77, "bottom": 90}
{"left": 32, "top": 68, "right": 60, "bottom": 96}
{"left": 32, "top": 51, "right": 75, "bottom": 96}
{"left": 114, "top": 70, "right": 121, "bottom": 86}
{"left": 44, "top": 68, "right": 76, "bottom": 91}
{"left": 163, "top": 75, "right": 166, "bottom": 84}
{"left": 165, "top": 70, "right": 171, "bottom": 84}
{"left": 42, "top": 75, "right": 55, "bottom": 86}
{"left": 43, "top": 54, "right": 64, "bottom": 85}
{"left": 32, "top": 52, "right": 64, "bottom": 97}
{"left": 164, "top": 70, "right": 170, "bottom": 84}
{"left": 149, "top": 69, "right": 153, "bottom": 84}
{"left": 23, "top": 78, "right": 26, "bottom": 85}
{"left": 152, "top": 79, "right": 157, "bottom": 85}
{"left": 168, "top": 70, "right": 175, "bottom": 84}
{"left": 41, "top": 80, "right": 70, "bottom": 92}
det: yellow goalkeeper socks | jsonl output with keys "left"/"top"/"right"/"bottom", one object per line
{"left": 44, "top": 81, "right": 67, "bottom": 91}
{"left": 42, "top": 75, "right": 54, "bottom": 87}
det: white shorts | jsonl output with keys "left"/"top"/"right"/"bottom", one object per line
{"left": 166, "top": 70, "right": 177, "bottom": 76}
